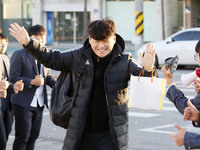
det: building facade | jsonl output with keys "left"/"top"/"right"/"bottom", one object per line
{"left": 0, "top": 0, "right": 200, "bottom": 44}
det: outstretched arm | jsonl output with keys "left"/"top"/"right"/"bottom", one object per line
{"left": 8, "top": 23, "right": 74, "bottom": 72}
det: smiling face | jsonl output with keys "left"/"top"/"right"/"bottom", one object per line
{"left": 89, "top": 35, "right": 116, "bottom": 58}
{"left": 88, "top": 18, "right": 117, "bottom": 58}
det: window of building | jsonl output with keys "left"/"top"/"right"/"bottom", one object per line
{"left": 1, "top": 0, "right": 32, "bottom": 41}
{"left": 53, "top": 11, "right": 90, "bottom": 44}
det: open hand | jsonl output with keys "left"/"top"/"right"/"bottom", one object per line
{"left": 139, "top": 43, "right": 155, "bottom": 70}
{"left": 8, "top": 23, "right": 30, "bottom": 46}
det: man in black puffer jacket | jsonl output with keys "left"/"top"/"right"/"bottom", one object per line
{"left": 9, "top": 18, "right": 156, "bottom": 150}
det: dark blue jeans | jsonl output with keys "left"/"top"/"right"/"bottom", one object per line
{"left": 78, "top": 131, "right": 115, "bottom": 150}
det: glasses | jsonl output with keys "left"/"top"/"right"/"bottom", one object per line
{"left": 0, "top": 43, "right": 8, "bottom": 47}
{"left": 194, "top": 53, "right": 199, "bottom": 61}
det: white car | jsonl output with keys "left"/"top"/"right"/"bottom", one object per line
{"left": 137, "top": 28, "right": 200, "bottom": 68}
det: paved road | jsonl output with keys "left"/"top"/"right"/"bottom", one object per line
{"left": 6, "top": 68, "right": 199, "bottom": 150}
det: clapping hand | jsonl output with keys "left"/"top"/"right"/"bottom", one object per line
{"left": 31, "top": 74, "right": 44, "bottom": 86}
{"left": 0, "top": 77, "right": 9, "bottom": 90}
{"left": 0, "top": 78, "right": 8, "bottom": 98}
{"left": 14, "top": 80, "right": 24, "bottom": 93}
{"left": 0, "top": 89, "right": 7, "bottom": 98}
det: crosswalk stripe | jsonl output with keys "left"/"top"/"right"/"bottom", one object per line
{"left": 128, "top": 112, "right": 161, "bottom": 117}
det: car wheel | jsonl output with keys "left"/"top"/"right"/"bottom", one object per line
{"left": 154, "top": 54, "right": 159, "bottom": 68}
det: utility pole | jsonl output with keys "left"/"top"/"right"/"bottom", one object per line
{"left": 161, "top": 0, "right": 165, "bottom": 39}
{"left": 0, "top": 0, "right": 2, "bottom": 32}
{"left": 134, "top": 0, "right": 144, "bottom": 46}
{"left": 82, "top": 0, "right": 88, "bottom": 43}
{"left": 21, "top": 0, "right": 24, "bottom": 26}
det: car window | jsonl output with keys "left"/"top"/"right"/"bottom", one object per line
{"left": 192, "top": 31, "right": 200, "bottom": 40}
{"left": 172, "top": 31, "right": 194, "bottom": 41}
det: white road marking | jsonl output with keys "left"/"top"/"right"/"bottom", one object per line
{"left": 162, "top": 107, "right": 178, "bottom": 111}
{"left": 128, "top": 112, "right": 161, "bottom": 117}
{"left": 139, "top": 124, "right": 175, "bottom": 134}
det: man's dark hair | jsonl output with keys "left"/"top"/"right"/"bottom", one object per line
{"left": 28, "top": 25, "right": 46, "bottom": 36}
{"left": 0, "top": 33, "right": 8, "bottom": 42}
{"left": 88, "top": 18, "right": 116, "bottom": 40}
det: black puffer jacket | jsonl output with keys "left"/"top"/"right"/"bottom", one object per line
{"left": 24, "top": 34, "right": 153, "bottom": 150}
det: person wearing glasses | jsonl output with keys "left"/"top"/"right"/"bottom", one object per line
{"left": 162, "top": 40, "right": 200, "bottom": 149}
{"left": 0, "top": 33, "right": 24, "bottom": 150}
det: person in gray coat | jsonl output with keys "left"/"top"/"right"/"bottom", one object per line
{"left": 9, "top": 18, "right": 156, "bottom": 150}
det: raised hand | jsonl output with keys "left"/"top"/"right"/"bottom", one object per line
{"left": 171, "top": 124, "right": 186, "bottom": 146}
{"left": 14, "top": 80, "right": 24, "bottom": 93}
{"left": 139, "top": 43, "right": 155, "bottom": 70}
{"left": 183, "top": 99, "right": 199, "bottom": 122}
{"left": 161, "top": 65, "right": 174, "bottom": 86}
{"left": 0, "top": 77, "right": 9, "bottom": 90}
{"left": 8, "top": 23, "right": 30, "bottom": 46}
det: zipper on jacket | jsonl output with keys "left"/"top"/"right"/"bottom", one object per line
{"left": 104, "top": 59, "right": 119, "bottom": 148}
{"left": 92, "top": 90, "right": 97, "bottom": 131}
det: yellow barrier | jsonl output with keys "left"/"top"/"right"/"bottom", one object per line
{"left": 135, "top": 11, "right": 144, "bottom": 35}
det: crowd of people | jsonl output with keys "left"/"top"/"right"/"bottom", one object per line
{"left": 0, "top": 17, "right": 199, "bottom": 150}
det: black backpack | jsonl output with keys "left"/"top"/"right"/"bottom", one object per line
{"left": 50, "top": 55, "right": 85, "bottom": 129}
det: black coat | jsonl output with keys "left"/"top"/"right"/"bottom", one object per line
{"left": 24, "top": 34, "right": 153, "bottom": 150}
{"left": 10, "top": 49, "right": 55, "bottom": 108}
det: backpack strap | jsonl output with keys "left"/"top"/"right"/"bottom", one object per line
{"left": 77, "top": 54, "right": 85, "bottom": 79}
